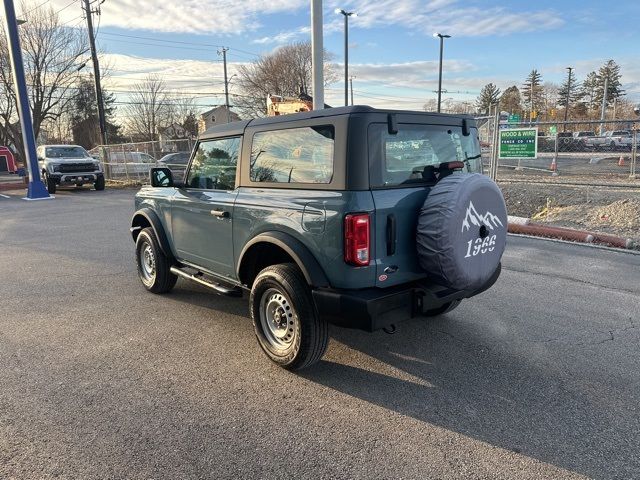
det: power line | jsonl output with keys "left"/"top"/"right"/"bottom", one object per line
{"left": 98, "top": 31, "right": 261, "bottom": 57}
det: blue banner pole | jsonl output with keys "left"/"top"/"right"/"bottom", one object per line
{"left": 2, "top": 0, "right": 51, "bottom": 200}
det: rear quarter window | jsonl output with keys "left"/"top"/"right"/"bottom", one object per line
{"left": 249, "top": 126, "right": 334, "bottom": 184}
{"left": 368, "top": 123, "right": 482, "bottom": 188}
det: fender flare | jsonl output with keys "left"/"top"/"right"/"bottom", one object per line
{"left": 130, "top": 208, "right": 175, "bottom": 262}
{"left": 237, "top": 231, "right": 330, "bottom": 288}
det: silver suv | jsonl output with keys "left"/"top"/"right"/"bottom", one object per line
{"left": 37, "top": 144, "right": 105, "bottom": 194}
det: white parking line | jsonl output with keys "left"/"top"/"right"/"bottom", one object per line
{"left": 0, "top": 193, "right": 10, "bottom": 199}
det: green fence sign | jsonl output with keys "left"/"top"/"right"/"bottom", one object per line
{"left": 498, "top": 127, "right": 538, "bottom": 159}
{"left": 508, "top": 114, "right": 521, "bottom": 124}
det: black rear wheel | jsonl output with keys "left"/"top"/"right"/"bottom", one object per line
{"left": 250, "top": 263, "right": 328, "bottom": 370}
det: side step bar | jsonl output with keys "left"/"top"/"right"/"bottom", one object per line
{"left": 170, "top": 266, "right": 243, "bottom": 297}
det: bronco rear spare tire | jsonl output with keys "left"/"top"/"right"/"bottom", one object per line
{"left": 416, "top": 173, "right": 507, "bottom": 291}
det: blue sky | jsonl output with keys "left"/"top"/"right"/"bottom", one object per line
{"left": 19, "top": 0, "right": 640, "bottom": 112}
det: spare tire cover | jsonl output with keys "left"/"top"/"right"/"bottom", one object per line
{"left": 416, "top": 173, "right": 507, "bottom": 291}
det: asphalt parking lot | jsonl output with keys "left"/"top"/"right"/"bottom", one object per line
{"left": 1, "top": 188, "right": 639, "bottom": 479}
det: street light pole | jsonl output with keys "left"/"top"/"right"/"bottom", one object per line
{"left": 336, "top": 8, "right": 356, "bottom": 107}
{"left": 311, "top": 0, "right": 324, "bottom": 110}
{"left": 2, "top": 0, "right": 50, "bottom": 199}
{"left": 563, "top": 67, "right": 573, "bottom": 131}
{"left": 433, "top": 33, "right": 451, "bottom": 113}
{"left": 349, "top": 75, "right": 355, "bottom": 105}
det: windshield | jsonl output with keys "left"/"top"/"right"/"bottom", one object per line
{"left": 368, "top": 123, "right": 481, "bottom": 188}
{"left": 45, "top": 146, "right": 88, "bottom": 159}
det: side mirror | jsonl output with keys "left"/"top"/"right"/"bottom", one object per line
{"left": 150, "top": 167, "right": 174, "bottom": 187}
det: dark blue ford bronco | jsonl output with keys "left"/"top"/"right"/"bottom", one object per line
{"left": 131, "top": 106, "right": 507, "bottom": 369}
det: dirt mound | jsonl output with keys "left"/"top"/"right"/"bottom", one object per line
{"left": 500, "top": 182, "right": 640, "bottom": 242}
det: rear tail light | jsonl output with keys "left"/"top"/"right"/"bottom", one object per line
{"left": 344, "top": 213, "right": 370, "bottom": 266}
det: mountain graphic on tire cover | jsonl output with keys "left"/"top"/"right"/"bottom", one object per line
{"left": 461, "top": 201, "right": 504, "bottom": 233}
{"left": 416, "top": 173, "right": 507, "bottom": 291}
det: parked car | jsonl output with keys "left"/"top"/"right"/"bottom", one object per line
{"left": 585, "top": 130, "right": 631, "bottom": 151}
{"left": 130, "top": 106, "right": 507, "bottom": 370}
{"left": 36, "top": 144, "right": 104, "bottom": 194}
{"left": 107, "top": 151, "right": 157, "bottom": 175}
{"left": 158, "top": 152, "right": 190, "bottom": 182}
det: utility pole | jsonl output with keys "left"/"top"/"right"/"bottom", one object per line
{"left": 563, "top": 67, "right": 573, "bottom": 131}
{"left": 599, "top": 72, "right": 609, "bottom": 135}
{"left": 83, "top": 0, "right": 107, "bottom": 145}
{"left": 311, "top": 0, "right": 324, "bottom": 110}
{"left": 218, "top": 47, "right": 230, "bottom": 123}
{"left": 349, "top": 76, "right": 355, "bottom": 105}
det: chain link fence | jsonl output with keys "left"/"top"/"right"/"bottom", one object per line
{"left": 479, "top": 115, "right": 639, "bottom": 185}
{"left": 89, "top": 139, "right": 195, "bottom": 182}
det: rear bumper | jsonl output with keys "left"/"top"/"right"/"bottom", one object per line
{"left": 313, "top": 264, "right": 501, "bottom": 332}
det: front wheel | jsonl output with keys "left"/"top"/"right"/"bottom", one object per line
{"left": 250, "top": 263, "right": 328, "bottom": 370}
{"left": 94, "top": 175, "right": 105, "bottom": 191}
{"left": 43, "top": 172, "right": 56, "bottom": 194}
{"left": 135, "top": 227, "right": 177, "bottom": 293}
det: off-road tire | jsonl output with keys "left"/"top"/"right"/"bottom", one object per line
{"left": 94, "top": 175, "right": 105, "bottom": 191}
{"left": 423, "top": 299, "right": 461, "bottom": 317}
{"left": 43, "top": 172, "right": 56, "bottom": 194}
{"left": 135, "top": 227, "right": 177, "bottom": 293}
{"left": 250, "top": 263, "right": 328, "bottom": 370}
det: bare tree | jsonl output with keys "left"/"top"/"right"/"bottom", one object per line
{"left": 0, "top": 4, "right": 85, "bottom": 158}
{"left": 236, "top": 41, "right": 336, "bottom": 118}
{"left": 123, "top": 75, "right": 173, "bottom": 141}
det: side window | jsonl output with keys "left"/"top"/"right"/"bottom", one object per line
{"left": 186, "top": 137, "right": 240, "bottom": 190}
{"left": 250, "top": 126, "right": 334, "bottom": 184}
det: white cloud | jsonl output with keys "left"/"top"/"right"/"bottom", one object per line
{"left": 27, "top": 0, "right": 562, "bottom": 38}
{"left": 326, "top": 0, "right": 563, "bottom": 37}
{"left": 29, "top": 0, "right": 309, "bottom": 34}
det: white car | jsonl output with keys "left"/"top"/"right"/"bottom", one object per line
{"left": 37, "top": 144, "right": 104, "bottom": 194}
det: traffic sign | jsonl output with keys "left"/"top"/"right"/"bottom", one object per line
{"left": 549, "top": 125, "right": 557, "bottom": 135}
{"left": 508, "top": 114, "right": 521, "bottom": 124}
{"left": 498, "top": 128, "right": 538, "bottom": 159}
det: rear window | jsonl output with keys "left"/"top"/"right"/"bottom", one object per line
{"left": 249, "top": 126, "right": 334, "bottom": 184}
{"left": 613, "top": 131, "right": 629, "bottom": 136}
{"left": 368, "top": 123, "right": 481, "bottom": 188}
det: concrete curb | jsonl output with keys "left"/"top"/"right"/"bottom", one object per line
{"left": 507, "top": 221, "right": 635, "bottom": 249}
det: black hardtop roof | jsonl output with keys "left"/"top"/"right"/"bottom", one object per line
{"left": 199, "top": 105, "right": 474, "bottom": 140}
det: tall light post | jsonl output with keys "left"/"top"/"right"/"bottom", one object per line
{"left": 433, "top": 32, "right": 451, "bottom": 113}
{"left": 311, "top": 0, "right": 324, "bottom": 110}
{"left": 2, "top": 0, "right": 50, "bottom": 199}
{"left": 563, "top": 67, "right": 573, "bottom": 131}
{"left": 336, "top": 8, "right": 356, "bottom": 107}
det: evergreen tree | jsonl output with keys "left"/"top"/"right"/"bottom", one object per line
{"left": 522, "top": 69, "right": 543, "bottom": 116}
{"left": 69, "top": 76, "right": 122, "bottom": 148}
{"left": 580, "top": 71, "right": 599, "bottom": 111}
{"left": 593, "top": 60, "right": 625, "bottom": 108}
{"left": 499, "top": 85, "right": 522, "bottom": 114}
{"left": 475, "top": 83, "right": 501, "bottom": 114}
{"left": 557, "top": 70, "right": 581, "bottom": 108}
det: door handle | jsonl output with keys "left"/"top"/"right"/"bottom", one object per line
{"left": 210, "top": 209, "right": 229, "bottom": 218}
